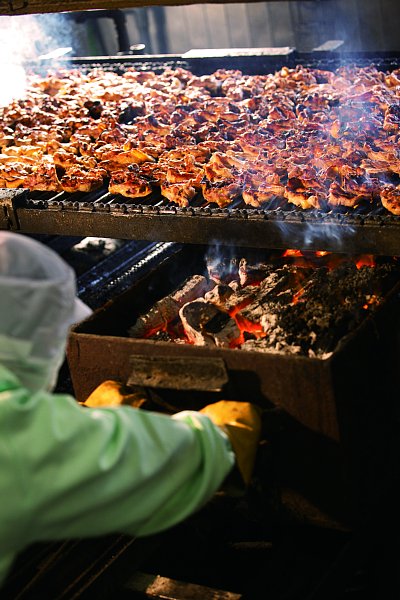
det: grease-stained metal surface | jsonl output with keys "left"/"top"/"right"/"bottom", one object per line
{"left": 3, "top": 187, "right": 400, "bottom": 255}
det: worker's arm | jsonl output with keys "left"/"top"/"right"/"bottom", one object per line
{"left": 0, "top": 371, "right": 234, "bottom": 581}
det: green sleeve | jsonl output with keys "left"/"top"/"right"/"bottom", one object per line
{"left": 0, "top": 381, "right": 235, "bottom": 583}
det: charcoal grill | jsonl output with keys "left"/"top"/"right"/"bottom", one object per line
{"left": 2, "top": 3, "right": 400, "bottom": 599}
{"left": 67, "top": 244, "right": 400, "bottom": 522}
{"left": 2, "top": 51, "right": 400, "bottom": 254}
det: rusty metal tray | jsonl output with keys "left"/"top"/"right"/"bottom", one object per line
{"left": 67, "top": 244, "right": 400, "bottom": 441}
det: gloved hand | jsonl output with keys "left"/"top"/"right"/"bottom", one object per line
{"left": 84, "top": 380, "right": 180, "bottom": 414}
{"left": 84, "top": 380, "right": 149, "bottom": 408}
{"left": 200, "top": 400, "right": 262, "bottom": 486}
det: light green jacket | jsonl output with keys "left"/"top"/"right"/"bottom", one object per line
{"left": 0, "top": 364, "right": 235, "bottom": 585}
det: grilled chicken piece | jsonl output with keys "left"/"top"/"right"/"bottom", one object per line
{"left": 328, "top": 181, "right": 359, "bottom": 208}
{"left": 109, "top": 169, "right": 152, "bottom": 198}
{"left": 74, "top": 121, "right": 107, "bottom": 140}
{"left": 1, "top": 145, "right": 44, "bottom": 159}
{"left": 160, "top": 182, "right": 197, "bottom": 206}
{"left": 166, "top": 163, "right": 203, "bottom": 186}
{"left": 0, "top": 153, "right": 38, "bottom": 165}
{"left": 53, "top": 149, "right": 97, "bottom": 170}
{"left": 242, "top": 171, "right": 284, "bottom": 207}
{"left": 201, "top": 182, "right": 241, "bottom": 207}
{"left": 159, "top": 146, "right": 211, "bottom": 165}
{"left": 203, "top": 152, "right": 243, "bottom": 183}
{"left": 24, "top": 163, "right": 62, "bottom": 192}
{"left": 243, "top": 183, "right": 285, "bottom": 207}
{"left": 95, "top": 146, "right": 155, "bottom": 165}
{"left": 68, "top": 133, "right": 96, "bottom": 156}
{"left": 60, "top": 166, "right": 107, "bottom": 193}
{"left": 383, "top": 105, "right": 400, "bottom": 132}
{"left": 380, "top": 185, "right": 400, "bottom": 215}
{"left": 285, "top": 168, "right": 326, "bottom": 209}
{"left": 285, "top": 183, "right": 323, "bottom": 210}
{"left": 97, "top": 147, "right": 156, "bottom": 175}
{"left": 0, "top": 161, "right": 33, "bottom": 188}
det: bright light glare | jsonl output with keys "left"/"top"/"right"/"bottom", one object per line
{"left": 0, "top": 16, "right": 35, "bottom": 107}
{"left": 38, "top": 46, "right": 73, "bottom": 60}
{"left": 0, "top": 64, "right": 27, "bottom": 107}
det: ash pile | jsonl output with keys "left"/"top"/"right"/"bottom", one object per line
{"left": 128, "top": 249, "right": 400, "bottom": 357}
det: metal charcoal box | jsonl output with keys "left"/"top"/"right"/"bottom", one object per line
{"left": 67, "top": 245, "right": 400, "bottom": 525}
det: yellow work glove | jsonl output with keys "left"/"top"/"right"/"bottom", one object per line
{"left": 84, "top": 380, "right": 149, "bottom": 408}
{"left": 200, "top": 400, "right": 262, "bottom": 486}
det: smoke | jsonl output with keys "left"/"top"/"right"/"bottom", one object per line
{"left": 270, "top": 219, "right": 356, "bottom": 254}
{"left": 0, "top": 13, "right": 75, "bottom": 106}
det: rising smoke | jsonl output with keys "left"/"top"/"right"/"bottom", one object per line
{"left": 0, "top": 13, "right": 77, "bottom": 106}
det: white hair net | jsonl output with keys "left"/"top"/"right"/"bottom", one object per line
{"left": 0, "top": 232, "right": 92, "bottom": 392}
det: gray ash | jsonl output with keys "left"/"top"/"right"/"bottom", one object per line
{"left": 255, "top": 262, "right": 399, "bottom": 356}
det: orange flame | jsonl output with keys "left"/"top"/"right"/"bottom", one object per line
{"left": 355, "top": 255, "right": 375, "bottom": 269}
{"left": 231, "top": 315, "right": 267, "bottom": 348}
{"left": 292, "top": 287, "right": 306, "bottom": 304}
{"left": 282, "top": 249, "right": 303, "bottom": 257}
{"left": 283, "top": 249, "right": 376, "bottom": 270}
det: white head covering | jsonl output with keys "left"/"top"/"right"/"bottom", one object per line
{"left": 0, "top": 232, "right": 92, "bottom": 392}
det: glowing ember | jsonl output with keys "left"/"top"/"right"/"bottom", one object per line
{"left": 231, "top": 317, "right": 267, "bottom": 348}
{"left": 356, "top": 255, "right": 376, "bottom": 269}
{"left": 362, "top": 294, "right": 379, "bottom": 310}
{"left": 283, "top": 249, "right": 303, "bottom": 258}
{"left": 129, "top": 251, "right": 399, "bottom": 357}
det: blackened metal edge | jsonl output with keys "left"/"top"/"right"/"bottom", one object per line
{"left": 10, "top": 205, "right": 400, "bottom": 255}
{"left": 77, "top": 241, "right": 181, "bottom": 309}
{"left": 26, "top": 49, "right": 400, "bottom": 76}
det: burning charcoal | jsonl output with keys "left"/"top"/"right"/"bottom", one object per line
{"left": 128, "top": 275, "right": 211, "bottom": 338}
{"left": 238, "top": 257, "right": 272, "bottom": 286}
{"left": 260, "top": 265, "right": 315, "bottom": 296}
{"left": 248, "top": 262, "right": 400, "bottom": 357}
{"left": 204, "top": 284, "right": 234, "bottom": 308}
{"left": 130, "top": 251, "right": 400, "bottom": 357}
{"left": 128, "top": 296, "right": 181, "bottom": 338}
{"left": 235, "top": 266, "right": 315, "bottom": 328}
{"left": 220, "top": 287, "right": 258, "bottom": 315}
{"left": 146, "top": 329, "right": 176, "bottom": 342}
{"left": 206, "top": 254, "right": 240, "bottom": 284}
{"left": 171, "top": 275, "right": 212, "bottom": 305}
{"left": 179, "top": 300, "right": 240, "bottom": 347}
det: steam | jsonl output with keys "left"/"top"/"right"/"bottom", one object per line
{"left": 0, "top": 13, "right": 75, "bottom": 106}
